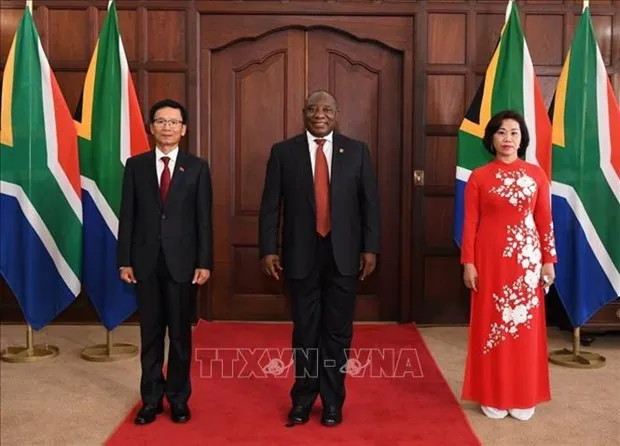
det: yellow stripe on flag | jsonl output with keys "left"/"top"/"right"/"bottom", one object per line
{"left": 75, "top": 42, "right": 99, "bottom": 141}
{"left": 480, "top": 39, "right": 502, "bottom": 128}
{"left": 459, "top": 40, "right": 502, "bottom": 138}
{"left": 460, "top": 119, "right": 485, "bottom": 139}
{"left": 0, "top": 38, "right": 16, "bottom": 148}
{"left": 552, "top": 49, "right": 570, "bottom": 149}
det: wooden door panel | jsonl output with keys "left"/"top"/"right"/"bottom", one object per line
{"left": 308, "top": 31, "right": 403, "bottom": 320}
{"left": 201, "top": 15, "right": 412, "bottom": 53}
{"left": 208, "top": 28, "right": 305, "bottom": 319}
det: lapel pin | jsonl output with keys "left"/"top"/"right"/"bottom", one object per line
{"left": 179, "top": 166, "right": 185, "bottom": 172}
{"left": 339, "top": 148, "right": 344, "bottom": 153}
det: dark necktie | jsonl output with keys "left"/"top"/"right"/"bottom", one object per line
{"left": 314, "top": 139, "right": 330, "bottom": 236}
{"left": 160, "top": 156, "right": 171, "bottom": 203}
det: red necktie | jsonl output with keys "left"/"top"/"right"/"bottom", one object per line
{"left": 160, "top": 156, "right": 171, "bottom": 203}
{"left": 314, "top": 139, "right": 330, "bottom": 236}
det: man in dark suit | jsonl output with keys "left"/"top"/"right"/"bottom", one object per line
{"left": 117, "top": 99, "right": 213, "bottom": 425}
{"left": 258, "top": 90, "right": 380, "bottom": 427}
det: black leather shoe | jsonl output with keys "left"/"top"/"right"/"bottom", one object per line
{"left": 321, "top": 406, "right": 342, "bottom": 427}
{"left": 170, "top": 403, "right": 191, "bottom": 423}
{"left": 288, "top": 405, "right": 311, "bottom": 424}
{"left": 134, "top": 401, "right": 164, "bottom": 425}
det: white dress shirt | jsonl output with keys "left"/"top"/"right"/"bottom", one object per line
{"left": 155, "top": 147, "right": 178, "bottom": 185}
{"left": 306, "top": 130, "right": 333, "bottom": 181}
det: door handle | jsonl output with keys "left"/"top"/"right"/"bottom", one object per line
{"left": 413, "top": 170, "right": 425, "bottom": 186}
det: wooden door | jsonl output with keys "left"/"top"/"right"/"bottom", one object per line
{"left": 306, "top": 31, "right": 402, "bottom": 320}
{"left": 201, "top": 16, "right": 412, "bottom": 321}
{"left": 207, "top": 29, "right": 306, "bottom": 320}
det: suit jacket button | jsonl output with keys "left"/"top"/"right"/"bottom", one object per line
{"left": 161, "top": 214, "right": 166, "bottom": 220}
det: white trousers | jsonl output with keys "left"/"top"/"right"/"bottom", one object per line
{"left": 481, "top": 406, "right": 535, "bottom": 421}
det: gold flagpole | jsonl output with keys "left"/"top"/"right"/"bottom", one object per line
{"left": 1, "top": 324, "right": 59, "bottom": 363}
{"left": 0, "top": 1, "right": 59, "bottom": 363}
{"left": 80, "top": 328, "right": 138, "bottom": 362}
{"left": 548, "top": 327, "right": 606, "bottom": 369}
{"left": 76, "top": 0, "right": 138, "bottom": 363}
{"left": 547, "top": 0, "right": 606, "bottom": 370}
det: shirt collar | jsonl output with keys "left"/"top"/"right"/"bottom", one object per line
{"left": 155, "top": 147, "right": 179, "bottom": 162}
{"left": 306, "top": 130, "right": 333, "bottom": 145}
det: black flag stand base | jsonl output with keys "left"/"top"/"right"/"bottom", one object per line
{"left": 548, "top": 327, "right": 606, "bottom": 369}
{"left": 1, "top": 324, "right": 59, "bottom": 363}
{"left": 80, "top": 329, "right": 138, "bottom": 362}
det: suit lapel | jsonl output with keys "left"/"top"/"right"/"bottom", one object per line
{"left": 295, "top": 134, "right": 315, "bottom": 210}
{"left": 146, "top": 151, "right": 163, "bottom": 209}
{"left": 163, "top": 150, "right": 187, "bottom": 210}
{"left": 330, "top": 132, "right": 345, "bottom": 202}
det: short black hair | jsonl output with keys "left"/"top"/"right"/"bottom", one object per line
{"left": 149, "top": 99, "right": 188, "bottom": 124}
{"left": 304, "top": 89, "right": 338, "bottom": 109}
{"left": 483, "top": 110, "right": 529, "bottom": 159}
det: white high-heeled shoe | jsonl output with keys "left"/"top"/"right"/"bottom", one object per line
{"left": 481, "top": 405, "right": 508, "bottom": 419}
{"left": 508, "top": 407, "right": 536, "bottom": 421}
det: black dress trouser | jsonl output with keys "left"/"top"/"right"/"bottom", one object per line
{"left": 286, "top": 234, "right": 358, "bottom": 408}
{"left": 135, "top": 248, "right": 194, "bottom": 406}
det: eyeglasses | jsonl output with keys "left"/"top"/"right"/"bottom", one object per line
{"left": 153, "top": 118, "right": 183, "bottom": 128}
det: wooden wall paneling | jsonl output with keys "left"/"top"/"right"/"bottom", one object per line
{"left": 0, "top": 0, "right": 617, "bottom": 14}
{"left": 524, "top": 14, "right": 564, "bottom": 66}
{"left": 427, "top": 75, "right": 466, "bottom": 127}
{"left": 426, "top": 136, "right": 457, "bottom": 187}
{"left": 466, "top": 7, "right": 477, "bottom": 128}
{"left": 428, "top": 13, "right": 467, "bottom": 65}
{"left": 616, "top": 5, "right": 620, "bottom": 79}
{"left": 48, "top": 9, "right": 91, "bottom": 61}
{"left": 1, "top": 0, "right": 619, "bottom": 326}
{"left": 423, "top": 257, "right": 470, "bottom": 324}
{"left": 475, "top": 13, "right": 504, "bottom": 67}
{"left": 422, "top": 6, "right": 469, "bottom": 323}
{"left": 147, "top": 10, "right": 186, "bottom": 62}
{"left": 615, "top": 3, "right": 620, "bottom": 99}
{"left": 147, "top": 72, "right": 187, "bottom": 108}
{"left": 0, "top": 9, "right": 24, "bottom": 60}
{"left": 424, "top": 197, "right": 455, "bottom": 249}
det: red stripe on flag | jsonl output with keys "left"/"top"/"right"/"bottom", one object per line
{"left": 607, "top": 81, "right": 620, "bottom": 178}
{"left": 128, "top": 73, "right": 149, "bottom": 157}
{"left": 51, "top": 72, "right": 81, "bottom": 197}
{"left": 533, "top": 79, "right": 552, "bottom": 182}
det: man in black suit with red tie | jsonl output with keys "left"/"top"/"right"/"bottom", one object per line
{"left": 117, "top": 99, "right": 213, "bottom": 425}
{"left": 258, "top": 90, "right": 380, "bottom": 427}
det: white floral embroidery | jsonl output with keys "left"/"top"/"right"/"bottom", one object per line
{"left": 484, "top": 279, "right": 540, "bottom": 353}
{"left": 485, "top": 276, "right": 538, "bottom": 354}
{"left": 482, "top": 168, "right": 558, "bottom": 354}
{"left": 490, "top": 169, "right": 537, "bottom": 211}
{"left": 484, "top": 176, "right": 542, "bottom": 356}
{"left": 543, "top": 222, "right": 557, "bottom": 257}
{"left": 503, "top": 212, "right": 540, "bottom": 262}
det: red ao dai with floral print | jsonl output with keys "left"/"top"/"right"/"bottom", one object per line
{"left": 460, "top": 158, "right": 557, "bottom": 409}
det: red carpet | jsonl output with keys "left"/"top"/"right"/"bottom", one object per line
{"left": 106, "top": 321, "right": 480, "bottom": 445}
